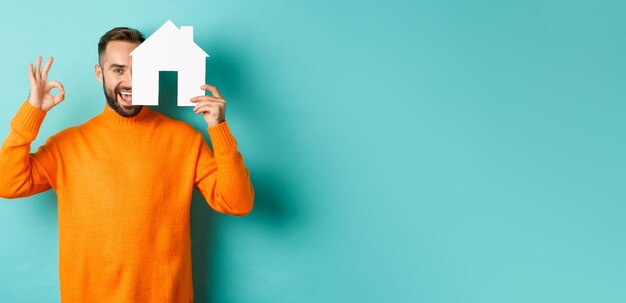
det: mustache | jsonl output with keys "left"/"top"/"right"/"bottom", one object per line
{"left": 116, "top": 86, "right": 132, "bottom": 93}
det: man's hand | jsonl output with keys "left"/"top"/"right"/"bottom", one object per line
{"left": 190, "top": 84, "right": 226, "bottom": 127}
{"left": 27, "top": 56, "right": 65, "bottom": 112}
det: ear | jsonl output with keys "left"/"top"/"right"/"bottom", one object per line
{"left": 95, "top": 64, "right": 103, "bottom": 84}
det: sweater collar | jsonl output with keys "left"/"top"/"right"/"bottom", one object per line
{"left": 96, "top": 104, "right": 155, "bottom": 128}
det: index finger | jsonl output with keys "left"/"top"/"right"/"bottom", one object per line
{"left": 201, "top": 84, "right": 222, "bottom": 98}
{"left": 41, "top": 56, "right": 54, "bottom": 81}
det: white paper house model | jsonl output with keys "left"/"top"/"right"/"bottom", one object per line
{"left": 130, "top": 20, "right": 209, "bottom": 106}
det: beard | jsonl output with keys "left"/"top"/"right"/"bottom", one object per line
{"left": 102, "top": 76, "right": 143, "bottom": 117}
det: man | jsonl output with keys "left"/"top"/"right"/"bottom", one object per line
{"left": 0, "top": 27, "right": 254, "bottom": 302}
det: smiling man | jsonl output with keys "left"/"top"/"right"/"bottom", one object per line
{"left": 98, "top": 41, "right": 141, "bottom": 117}
{"left": 0, "top": 27, "right": 254, "bottom": 302}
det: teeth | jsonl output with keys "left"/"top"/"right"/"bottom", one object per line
{"left": 120, "top": 92, "right": 132, "bottom": 95}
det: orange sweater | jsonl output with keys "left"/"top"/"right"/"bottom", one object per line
{"left": 0, "top": 100, "right": 254, "bottom": 302}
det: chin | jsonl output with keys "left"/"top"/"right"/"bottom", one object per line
{"left": 118, "top": 99, "right": 134, "bottom": 108}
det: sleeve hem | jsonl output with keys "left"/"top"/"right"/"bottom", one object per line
{"left": 10, "top": 100, "right": 47, "bottom": 141}
{"left": 207, "top": 121, "right": 237, "bottom": 152}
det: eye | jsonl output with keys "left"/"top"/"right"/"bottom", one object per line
{"left": 114, "top": 68, "right": 123, "bottom": 74}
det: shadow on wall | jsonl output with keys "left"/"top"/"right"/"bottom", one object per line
{"left": 151, "top": 45, "right": 298, "bottom": 301}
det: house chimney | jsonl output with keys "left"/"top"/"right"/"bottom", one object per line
{"left": 180, "top": 26, "right": 193, "bottom": 41}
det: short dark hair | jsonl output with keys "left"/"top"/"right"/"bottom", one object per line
{"left": 98, "top": 27, "right": 145, "bottom": 64}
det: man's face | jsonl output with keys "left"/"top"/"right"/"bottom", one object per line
{"left": 95, "top": 40, "right": 142, "bottom": 117}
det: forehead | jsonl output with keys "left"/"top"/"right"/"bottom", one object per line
{"left": 102, "top": 40, "right": 139, "bottom": 66}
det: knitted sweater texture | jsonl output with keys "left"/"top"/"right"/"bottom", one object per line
{"left": 0, "top": 101, "right": 254, "bottom": 302}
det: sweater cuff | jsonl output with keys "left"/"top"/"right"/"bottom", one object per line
{"left": 207, "top": 121, "right": 237, "bottom": 153}
{"left": 10, "top": 100, "right": 47, "bottom": 141}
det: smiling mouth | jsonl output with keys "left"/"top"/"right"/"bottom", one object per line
{"left": 118, "top": 91, "right": 132, "bottom": 104}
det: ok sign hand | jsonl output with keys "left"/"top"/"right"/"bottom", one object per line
{"left": 27, "top": 56, "right": 65, "bottom": 112}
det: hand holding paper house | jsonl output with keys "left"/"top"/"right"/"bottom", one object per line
{"left": 130, "top": 20, "right": 209, "bottom": 106}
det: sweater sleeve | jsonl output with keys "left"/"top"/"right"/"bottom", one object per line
{"left": 194, "top": 121, "right": 254, "bottom": 216}
{"left": 0, "top": 101, "right": 57, "bottom": 199}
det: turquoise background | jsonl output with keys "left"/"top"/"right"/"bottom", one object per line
{"left": 1, "top": 0, "right": 625, "bottom": 302}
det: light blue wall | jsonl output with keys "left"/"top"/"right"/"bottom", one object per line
{"left": 1, "top": 0, "right": 625, "bottom": 302}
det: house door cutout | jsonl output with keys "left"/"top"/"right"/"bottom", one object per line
{"left": 158, "top": 71, "right": 178, "bottom": 106}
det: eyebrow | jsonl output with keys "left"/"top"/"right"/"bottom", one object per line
{"left": 109, "top": 64, "right": 127, "bottom": 69}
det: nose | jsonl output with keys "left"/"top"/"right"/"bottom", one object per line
{"left": 122, "top": 69, "right": 132, "bottom": 86}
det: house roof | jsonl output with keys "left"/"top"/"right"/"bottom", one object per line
{"left": 130, "top": 20, "right": 209, "bottom": 58}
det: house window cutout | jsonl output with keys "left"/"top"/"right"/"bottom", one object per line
{"left": 130, "top": 20, "right": 209, "bottom": 107}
